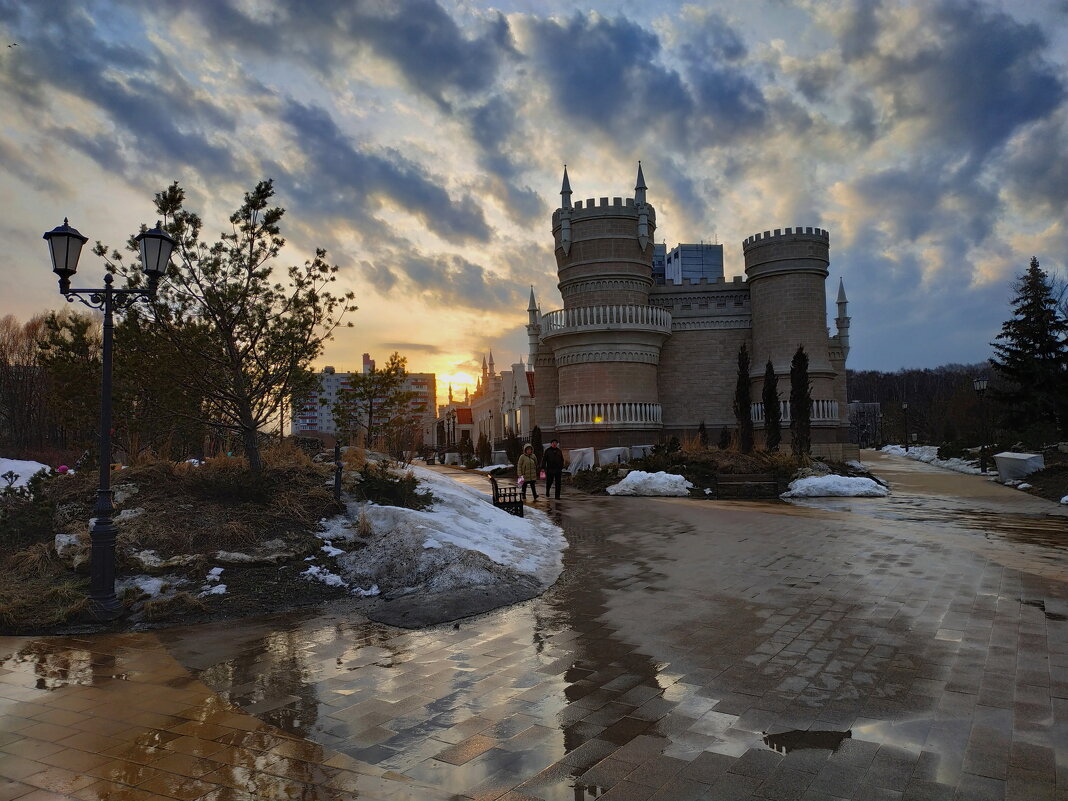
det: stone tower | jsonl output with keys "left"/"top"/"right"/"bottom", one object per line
{"left": 539, "top": 165, "right": 673, "bottom": 446}
{"left": 743, "top": 227, "right": 845, "bottom": 446}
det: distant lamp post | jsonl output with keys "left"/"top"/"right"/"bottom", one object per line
{"left": 43, "top": 218, "right": 175, "bottom": 620}
{"left": 902, "top": 402, "right": 909, "bottom": 452}
{"left": 973, "top": 377, "right": 989, "bottom": 473}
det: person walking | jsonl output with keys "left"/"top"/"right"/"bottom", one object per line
{"left": 543, "top": 438, "right": 565, "bottom": 499}
{"left": 517, "top": 444, "right": 539, "bottom": 502}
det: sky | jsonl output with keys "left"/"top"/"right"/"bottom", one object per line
{"left": 2, "top": 0, "right": 1067, "bottom": 404}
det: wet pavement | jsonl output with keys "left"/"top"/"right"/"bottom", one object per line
{"left": 2, "top": 450, "right": 1068, "bottom": 800}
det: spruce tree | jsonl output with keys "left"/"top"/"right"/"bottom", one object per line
{"left": 762, "top": 359, "right": 781, "bottom": 451}
{"left": 733, "top": 344, "right": 754, "bottom": 453}
{"left": 790, "top": 346, "right": 811, "bottom": 457}
{"left": 990, "top": 257, "right": 1068, "bottom": 436}
{"left": 697, "top": 420, "right": 708, "bottom": 448}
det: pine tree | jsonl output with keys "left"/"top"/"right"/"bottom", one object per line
{"left": 790, "top": 346, "right": 811, "bottom": 457}
{"left": 762, "top": 359, "right": 781, "bottom": 451}
{"left": 990, "top": 257, "right": 1068, "bottom": 437}
{"left": 733, "top": 344, "right": 754, "bottom": 453}
{"left": 106, "top": 180, "right": 356, "bottom": 473}
{"left": 697, "top": 420, "right": 708, "bottom": 448}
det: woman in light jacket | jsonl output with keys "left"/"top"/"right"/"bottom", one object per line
{"left": 517, "top": 444, "right": 539, "bottom": 501}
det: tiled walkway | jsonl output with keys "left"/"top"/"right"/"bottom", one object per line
{"left": 3, "top": 452, "right": 1067, "bottom": 800}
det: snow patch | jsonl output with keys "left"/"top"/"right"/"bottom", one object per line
{"left": 301, "top": 564, "right": 348, "bottom": 587}
{"left": 782, "top": 475, "right": 890, "bottom": 498}
{"left": 320, "top": 543, "right": 344, "bottom": 557}
{"left": 205, "top": 567, "right": 224, "bottom": 582}
{"left": 0, "top": 458, "right": 49, "bottom": 488}
{"left": 54, "top": 532, "right": 83, "bottom": 557}
{"left": 199, "top": 584, "right": 228, "bottom": 596}
{"left": 117, "top": 575, "right": 185, "bottom": 598}
{"left": 880, "top": 445, "right": 981, "bottom": 474}
{"left": 326, "top": 461, "right": 566, "bottom": 599}
{"left": 606, "top": 471, "right": 693, "bottom": 496}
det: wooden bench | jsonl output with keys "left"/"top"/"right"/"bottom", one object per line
{"left": 712, "top": 473, "right": 786, "bottom": 499}
{"left": 488, "top": 475, "right": 524, "bottom": 517}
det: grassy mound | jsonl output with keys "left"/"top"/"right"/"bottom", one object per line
{"left": 0, "top": 443, "right": 346, "bottom": 634}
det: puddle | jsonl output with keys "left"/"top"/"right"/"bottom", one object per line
{"left": 763, "top": 729, "right": 851, "bottom": 754}
{"left": 1021, "top": 598, "right": 1068, "bottom": 622}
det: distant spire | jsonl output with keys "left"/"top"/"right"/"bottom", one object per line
{"left": 837, "top": 277, "right": 848, "bottom": 303}
{"left": 634, "top": 161, "right": 647, "bottom": 204}
{"left": 527, "top": 285, "right": 538, "bottom": 312}
{"left": 448, "top": 383, "right": 453, "bottom": 403}
{"left": 488, "top": 351, "right": 495, "bottom": 375}
{"left": 560, "top": 164, "right": 572, "bottom": 209}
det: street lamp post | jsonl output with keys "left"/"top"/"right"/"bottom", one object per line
{"left": 973, "top": 377, "right": 989, "bottom": 473}
{"left": 902, "top": 402, "right": 909, "bottom": 452}
{"left": 43, "top": 218, "right": 175, "bottom": 620}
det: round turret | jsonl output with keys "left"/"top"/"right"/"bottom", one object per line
{"left": 552, "top": 196, "right": 656, "bottom": 307}
{"left": 743, "top": 227, "right": 832, "bottom": 375}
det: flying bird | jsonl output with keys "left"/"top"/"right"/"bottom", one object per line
{"left": 7, "top": 43, "right": 17, "bottom": 47}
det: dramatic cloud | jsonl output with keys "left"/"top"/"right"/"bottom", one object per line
{"left": 1, "top": 0, "right": 1067, "bottom": 382}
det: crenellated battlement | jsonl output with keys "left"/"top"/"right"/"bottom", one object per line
{"left": 652, "top": 275, "right": 746, "bottom": 291}
{"left": 742, "top": 226, "right": 829, "bottom": 249}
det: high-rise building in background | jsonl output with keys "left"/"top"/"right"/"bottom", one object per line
{"left": 292, "top": 362, "right": 436, "bottom": 446}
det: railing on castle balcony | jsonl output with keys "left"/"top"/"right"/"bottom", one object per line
{"left": 555, "top": 402, "right": 663, "bottom": 430}
{"left": 751, "top": 399, "right": 840, "bottom": 425}
{"left": 541, "top": 304, "right": 672, "bottom": 337}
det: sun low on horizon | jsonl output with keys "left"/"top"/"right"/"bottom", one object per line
{"left": 2, "top": 1, "right": 1067, "bottom": 373}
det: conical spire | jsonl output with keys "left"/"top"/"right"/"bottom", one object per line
{"left": 527, "top": 285, "right": 538, "bottom": 312}
{"left": 837, "top": 277, "right": 848, "bottom": 303}
{"left": 634, "top": 161, "right": 647, "bottom": 204}
{"left": 560, "top": 164, "right": 572, "bottom": 209}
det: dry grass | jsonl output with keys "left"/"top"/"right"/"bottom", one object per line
{"left": 0, "top": 561, "right": 90, "bottom": 631}
{"left": 142, "top": 592, "right": 208, "bottom": 622}
{"left": 357, "top": 506, "right": 373, "bottom": 537}
{"left": 342, "top": 446, "right": 368, "bottom": 470}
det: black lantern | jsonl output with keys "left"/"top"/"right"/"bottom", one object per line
{"left": 43, "top": 218, "right": 89, "bottom": 289}
{"left": 43, "top": 216, "right": 171, "bottom": 621}
{"left": 134, "top": 221, "right": 176, "bottom": 281}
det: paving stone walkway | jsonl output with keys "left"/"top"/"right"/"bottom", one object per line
{"left": 2, "top": 451, "right": 1067, "bottom": 800}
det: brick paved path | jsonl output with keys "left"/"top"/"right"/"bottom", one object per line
{"left": 2, "top": 451, "right": 1067, "bottom": 800}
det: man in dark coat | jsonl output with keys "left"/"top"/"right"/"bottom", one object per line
{"left": 543, "top": 439, "right": 565, "bottom": 499}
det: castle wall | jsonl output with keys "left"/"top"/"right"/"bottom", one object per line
{"left": 558, "top": 362, "right": 659, "bottom": 403}
{"left": 658, "top": 327, "right": 751, "bottom": 435}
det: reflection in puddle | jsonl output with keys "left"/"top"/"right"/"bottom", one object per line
{"left": 763, "top": 729, "right": 851, "bottom": 754}
{"left": 1021, "top": 598, "right": 1068, "bottom": 622}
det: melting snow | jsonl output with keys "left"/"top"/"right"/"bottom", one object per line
{"left": 606, "top": 471, "right": 693, "bottom": 496}
{"left": 880, "top": 445, "right": 981, "bottom": 474}
{"left": 0, "top": 458, "right": 49, "bottom": 487}
{"left": 301, "top": 565, "right": 348, "bottom": 587}
{"left": 782, "top": 475, "right": 890, "bottom": 498}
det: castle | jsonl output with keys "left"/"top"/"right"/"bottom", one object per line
{"left": 517, "top": 164, "right": 855, "bottom": 459}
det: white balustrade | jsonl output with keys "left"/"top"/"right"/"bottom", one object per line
{"left": 751, "top": 399, "right": 839, "bottom": 423}
{"left": 541, "top": 304, "right": 672, "bottom": 334}
{"left": 555, "top": 402, "right": 663, "bottom": 427}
